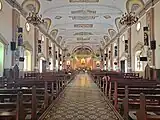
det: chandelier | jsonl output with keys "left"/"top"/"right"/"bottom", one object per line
{"left": 120, "top": 12, "right": 138, "bottom": 26}
{"left": 26, "top": 11, "right": 44, "bottom": 26}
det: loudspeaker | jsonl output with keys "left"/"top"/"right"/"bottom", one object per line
{"left": 140, "top": 57, "right": 147, "bottom": 61}
{"left": 19, "top": 57, "right": 25, "bottom": 62}
{"left": 143, "top": 27, "right": 149, "bottom": 31}
{"left": 150, "top": 41, "right": 156, "bottom": 50}
{"left": 18, "top": 27, "right": 23, "bottom": 33}
{"left": 10, "top": 42, "right": 16, "bottom": 51}
{"left": 125, "top": 40, "right": 128, "bottom": 43}
{"left": 38, "top": 40, "right": 41, "bottom": 44}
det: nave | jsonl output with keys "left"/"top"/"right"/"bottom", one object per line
{"left": 42, "top": 73, "right": 121, "bottom": 120}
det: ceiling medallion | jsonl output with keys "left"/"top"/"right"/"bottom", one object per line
{"left": 55, "top": 16, "right": 62, "bottom": 19}
{"left": 136, "top": 21, "right": 141, "bottom": 31}
{"left": 25, "top": 22, "right": 31, "bottom": 32}
{"left": 69, "top": 0, "right": 99, "bottom": 3}
{"left": 0, "top": 0, "right": 2, "bottom": 11}
{"left": 26, "top": 11, "right": 44, "bottom": 26}
{"left": 104, "top": 15, "right": 111, "bottom": 20}
{"left": 120, "top": 12, "right": 138, "bottom": 26}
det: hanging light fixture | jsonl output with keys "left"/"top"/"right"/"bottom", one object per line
{"left": 120, "top": 12, "right": 138, "bottom": 26}
{"left": 26, "top": 1, "right": 44, "bottom": 26}
{"left": 26, "top": 12, "right": 44, "bottom": 26}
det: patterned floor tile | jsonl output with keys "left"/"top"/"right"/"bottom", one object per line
{"left": 44, "top": 73, "right": 122, "bottom": 120}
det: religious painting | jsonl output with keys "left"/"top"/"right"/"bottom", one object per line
{"left": 143, "top": 27, "right": 149, "bottom": 46}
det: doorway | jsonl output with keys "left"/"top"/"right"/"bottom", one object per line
{"left": 24, "top": 50, "right": 31, "bottom": 71}
{"left": 39, "top": 57, "right": 45, "bottom": 73}
{"left": 120, "top": 60, "right": 125, "bottom": 73}
{"left": 0, "top": 42, "right": 4, "bottom": 76}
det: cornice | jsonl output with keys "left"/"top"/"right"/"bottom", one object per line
{"left": 104, "top": 0, "right": 160, "bottom": 49}
{"left": 5, "top": 0, "right": 62, "bottom": 50}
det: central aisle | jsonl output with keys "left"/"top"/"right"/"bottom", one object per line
{"left": 44, "top": 73, "right": 121, "bottom": 120}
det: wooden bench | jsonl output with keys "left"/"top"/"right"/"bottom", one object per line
{"left": 136, "top": 93, "right": 160, "bottom": 120}
{"left": 0, "top": 71, "right": 76, "bottom": 120}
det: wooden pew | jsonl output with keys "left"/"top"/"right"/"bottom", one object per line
{"left": 109, "top": 78, "right": 160, "bottom": 120}
{"left": 136, "top": 93, "right": 160, "bottom": 120}
{"left": 90, "top": 71, "right": 160, "bottom": 120}
{"left": 0, "top": 71, "right": 76, "bottom": 120}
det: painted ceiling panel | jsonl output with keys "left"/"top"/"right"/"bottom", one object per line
{"left": 17, "top": 0, "right": 146, "bottom": 52}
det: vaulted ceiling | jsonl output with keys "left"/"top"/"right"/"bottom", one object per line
{"left": 16, "top": 0, "right": 148, "bottom": 53}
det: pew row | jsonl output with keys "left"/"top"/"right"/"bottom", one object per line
{"left": 0, "top": 71, "right": 76, "bottom": 120}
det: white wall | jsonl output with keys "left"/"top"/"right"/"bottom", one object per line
{"left": 20, "top": 15, "right": 35, "bottom": 70}
{"left": 131, "top": 14, "right": 146, "bottom": 71}
{"left": 0, "top": 1, "right": 12, "bottom": 69}
{"left": 154, "top": 1, "right": 160, "bottom": 69}
{"left": 39, "top": 32, "right": 47, "bottom": 59}
{"left": 119, "top": 30, "right": 128, "bottom": 60}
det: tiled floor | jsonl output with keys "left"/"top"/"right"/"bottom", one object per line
{"left": 44, "top": 73, "right": 121, "bottom": 120}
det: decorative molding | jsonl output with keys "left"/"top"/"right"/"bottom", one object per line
{"left": 119, "top": 52, "right": 127, "bottom": 60}
{"left": 126, "top": 0, "right": 145, "bottom": 13}
{"left": 74, "top": 32, "right": 93, "bottom": 36}
{"left": 74, "top": 24, "right": 93, "bottom": 28}
{"left": 37, "top": 53, "right": 46, "bottom": 60}
{"left": 104, "top": 0, "right": 160, "bottom": 49}
{"left": 104, "top": 36, "right": 110, "bottom": 43}
{"left": 5, "top": 0, "right": 62, "bottom": 49}
{"left": 69, "top": 16, "right": 98, "bottom": 20}
{"left": 71, "top": 10, "right": 96, "bottom": 15}
{"left": 133, "top": 41, "right": 143, "bottom": 53}
{"left": 22, "top": 41, "right": 33, "bottom": 51}
{"left": 56, "top": 36, "right": 62, "bottom": 44}
{"left": 72, "top": 45, "right": 94, "bottom": 54}
{"left": 40, "top": 18, "right": 52, "bottom": 32}
{"left": 22, "top": 0, "right": 40, "bottom": 13}
{"left": 50, "top": 29, "right": 58, "bottom": 39}
{"left": 108, "top": 29, "right": 117, "bottom": 38}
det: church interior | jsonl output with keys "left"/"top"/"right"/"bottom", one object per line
{"left": 0, "top": 0, "right": 160, "bottom": 120}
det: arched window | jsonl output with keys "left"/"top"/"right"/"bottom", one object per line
{"left": 135, "top": 51, "right": 143, "bottom": 71}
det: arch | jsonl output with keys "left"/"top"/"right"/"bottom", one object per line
{"left": 108, "top": 29, "right": 117, "bottom": 38}
{"left": 50, "top": 29, "right": 58, "bottom": 39}
{"left": 56, "top": 36, "right": 62, "bottom": 44}
{"left": 22, "top": 41, "right": 33, "bottom": 51}
{"left": 104, "top": 36, "right": 110, "bottom": 43}
{"left": 126, "top": 0, "right": 145, "bottom": 13}
{"left": 133, "top": 41, "right": 143, "bottom": 53}
{"left": 41, "top": 18, "right": 52, "bottom": 32}
{"left": 22, "top": 0, "right": 40, "bottom": 13}
{"left": 115, "top": 17, "right": 123, "bottom": 31}
{"left": 24, "top": 50, "right": 32, "bottom": 71}
{"left": 37, "top": 53, "right": 46, "bottom": 60}
{"left": 135, "top": 50, "right": 143, "bottom": 71}
{"left": 72, "top": 45, "right": 94, "bottom": 54}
